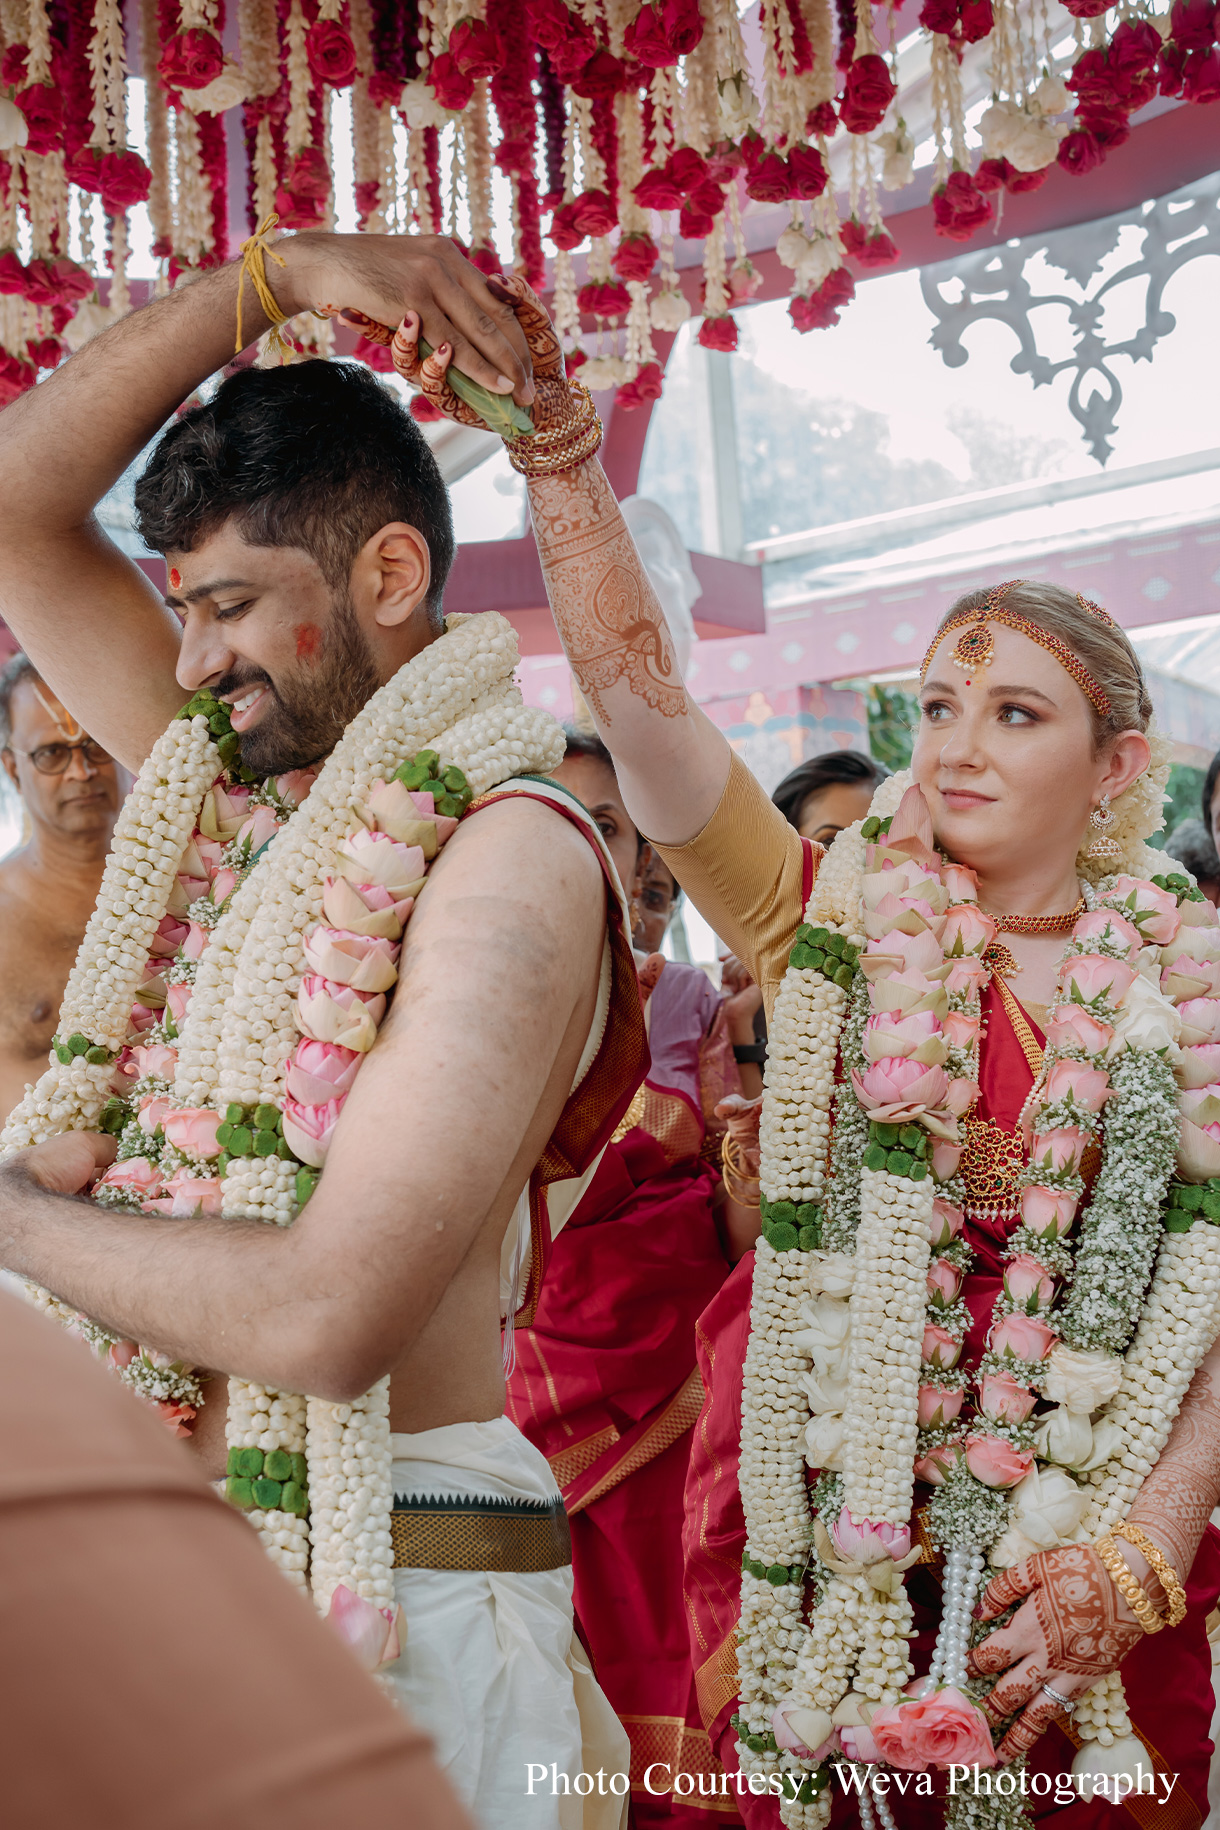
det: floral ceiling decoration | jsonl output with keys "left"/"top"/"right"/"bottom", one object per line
{"left": 0, "top": 0, "right": 1217, "bottom": 411}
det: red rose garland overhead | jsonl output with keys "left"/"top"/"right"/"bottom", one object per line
{"left": 0, "top": 0, "right": 1217, "bottom": 409}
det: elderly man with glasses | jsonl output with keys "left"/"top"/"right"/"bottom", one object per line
{"left": 0, "top": 652, "right": 121, "bottom": 1121}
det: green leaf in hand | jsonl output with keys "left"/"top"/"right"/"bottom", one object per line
{"left": 417, "top": 336, "right": 534, "bottom": 440}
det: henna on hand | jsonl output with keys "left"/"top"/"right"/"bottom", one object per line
{"left": 968, "top": 1545, "right": 1145, "bottom": 1762}
{"left": 1126, "top": 1363, "right": 1220, "bottom": 1583}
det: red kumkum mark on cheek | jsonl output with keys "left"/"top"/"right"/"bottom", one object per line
{"left": 295, "top": 621, "right": 322, "bottom": 662}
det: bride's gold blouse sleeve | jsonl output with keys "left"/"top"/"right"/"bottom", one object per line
{"left": 651, "top": 751, "right": 814, "bottom": 1022}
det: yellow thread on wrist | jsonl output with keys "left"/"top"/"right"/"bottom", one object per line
{"left": 1094, "top": 1533, "right": 1165, "bottom": 1633}
{"left": 1111, "top": 1523, "right": 1187, "bottom": 1628}
{"left": 236, "top": 211, "right": 290, "bottom": 360}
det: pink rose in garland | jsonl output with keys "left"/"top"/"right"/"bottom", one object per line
{"left": 941, "top": 903, "right": 997, "bottom": 956}
{"left": 167, "top": 983, "right": 193, "bottom": 1025}
{"left": 1028, "top": 1126, "right": 1089, "bottom": 1174}
{"left": 1003, "top": 1254, "right": 1055, "bottom": 1311}
{"left": 1071, "top": 907, "right": 1142, "bottom": 958}
{"left": 1045, "top": 1003, "right": 1114, "bottom": 1054}
{"left": 922, "top": 1322, "right": 962, "bottom": 1370}
{"left": 164, "top": 1170, "right": 224, "bottom": 1216}
{"left": 914, "top": 1441, "right": 963, "bottom": 1485}
{"left": 964, "top": 1434, "right": 1035, "bottom": 1488}
{"left": 162, "top": 1106, "right": 224, "bottom": 1160}
{"left": 979, "top": 1371, "right": 1037, "bottom": 1422}
{"left": 96, "top": 1157, "right": 164, "bottom": 1200}
{"left": 929, "top": 1197, "right": 964, "bottom": 1247}
{"left": 282, "top": 1094, "right": 347, "bottom": 1167}
{"left": 871, "top": 1685, "right": 996, "bottom": 1770}
{"left": 990, "top": 1311, "right": 1056, "bottom": 1361}
{"left": 158, "top": 28, "right": 225, "bottom": 89}
{"left": 138, "top": 1093, "right": 172, "bottom": 1135}
{"left": 1020, "top": 1184, "right": 1079, "bottom": 1240}
{"left": 131, "top": 1041, "right": 178, "bottom": 1081}
{"left": 927, "top": 1258, "right": 964, "bottom": 1307}
{"left": 1042, "top": 1058, "right": 1111, "bottom": 1112}
{"left": 918, "top": 1383, "right": 964, "bottom": 1427}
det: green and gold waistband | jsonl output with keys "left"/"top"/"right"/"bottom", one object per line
{"left": 390, "top": 1491, "right": 572, "bottom": 1573}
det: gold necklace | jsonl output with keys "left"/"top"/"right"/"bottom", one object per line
{"left": 985, "top": 896, "right": 1086, "bottom": 936}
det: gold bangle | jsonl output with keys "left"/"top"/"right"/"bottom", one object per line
{"left": 722, "top": 1170, "right": 761, "bottom": 1211}
{"left": 506, "top": 379, "right": 603, "bottom": 479}
{"left": 1094, "top": 1534, "right": 1165, "bottom": 1634}
{"left": 1111, "top": 1523, "right": 1187, "bottom": 1628}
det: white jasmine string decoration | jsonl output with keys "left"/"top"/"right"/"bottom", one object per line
{"left": 3, "top": 614, "right": 564, "bottom": 1660}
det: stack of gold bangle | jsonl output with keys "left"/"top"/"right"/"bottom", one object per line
{"left": 722, "top": 1133, "right": 761, "bottom": 1211}
{"left": 1112, "top": 1523, "right": 1188, "bottom": 1627}
{"left": 1094, "top": 1528, "right": 1187, "bottom": 1633}
{"left": 506, "top": 380, "right": 603, "bottom": 479}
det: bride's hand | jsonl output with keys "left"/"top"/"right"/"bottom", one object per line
{"left": 390, "top": 272, "right": 575, "bottom": 435}
{"left": 966, "top": 1544, "right": 1145, "bottom": 1760}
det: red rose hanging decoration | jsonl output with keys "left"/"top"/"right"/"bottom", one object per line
{"left": 306, "top": 21, "right": 358, "bottom": 88}
{"left": 158, "top": 28, "right": 225, "bottom": 91}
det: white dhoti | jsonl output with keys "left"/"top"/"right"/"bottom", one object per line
{"left": 386, "top": 1416, "right": 629, "bottom": 1830}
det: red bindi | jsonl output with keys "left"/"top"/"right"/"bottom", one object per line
{"left": 168, "top": 567, "right": 181, "bottom": 589}
{"left": 295, "top": 622, "right": 322, "bottom": 661}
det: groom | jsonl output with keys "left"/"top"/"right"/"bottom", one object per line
{"left": 0, "top": 235, "right": 646, "bottom": 1827}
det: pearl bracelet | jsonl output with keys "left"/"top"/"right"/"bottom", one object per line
{"left": 1094, "top": 1533, "right": 1165, "bottom": 1633}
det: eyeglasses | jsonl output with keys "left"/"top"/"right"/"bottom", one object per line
{"left": 12, "top": 739, "right": 113, "bottom": 776}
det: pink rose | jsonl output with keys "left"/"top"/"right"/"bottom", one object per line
{"left": 153, "top": 1398, "right": 196, "bottom": 1437}
{"left": 324, "top": 1584, "right": 404, "bottom": 1673}
{"left": 852, "top": 1057, "right": 949, "bottom": 1117}
{"left": 1044, "top": 1059, "right": 1110, "bottom": 1112}
{"left": 831, "top": 1512, "right": 912, "bottom": 1564}
{"left": 927, "top": 1258, "right": 964, "bottom": 1307}
{"left": 1071, "top": 908, "right": 1142, "bottom": 959}
{"left": 942, "top": 904, "right": 998, "bottom": 957}
{"left": 96, "top": 1156, "right": 164, "bottom": 1198}
{"left": 275, "top": 767, "right": 319, "bottom": 808}
{"left": 1028, "top": 1127, "right": 1089, "bottom": 1174}
{"left": 183, "top": 920, "right": 209, "bottom": 962}
{"left": 989, "top": 1311, "right": 1057, "bottom": 1362}
{"left": 302, "top": 925, "right": 400, "bottom": 994}
{"left": 296, "top": 977, "right": 385, "bottom": 1052}
{"left": 914, "top": 1442, "right": 963, "bottom": 1486}
{"left": 930, "top": 1139, "right": 963, "bottom": 1180}
{"left": 336, "top": 829, "right": 428, "bottom": 897}
{"left": 870, "top": 1686, "right": 996, "bottom": 1771}
{"left": 1108, "top": 876, "right": 1181, "bottom": 946}
{"left": 322, "top": 875, "right": 416, "bottom": 941}
{"left": 137, "top": 1093, "right": 172, "bottom": 1135}
{"left": 918, "top": 1383, "right": 965, "bottom": 1428}
{"left": 236, "top": 804, "right": 282, "bottom": 855}
{"left": 282, "top": 1094, "right": 347, "bottom": 1168}
{"left": 1020, "top": 1184, "right": 1079, "bottom": 1240}
{"left": 210, "top": 867, "right": 238, "bottom": 907}
{"left": 942, "top": 863, "right": 979, "bottom": 903}
{"left": 128, "top": 1002, "right": 158, "bottom": 1034}
{"left": 1046, "top": 1004, "right": 1115, "bottom": 1054}
{"left": 164, "top": 1169, "right": 223, "bottom": 1216}
{"left": 942, "top": 1009, "right": 981, "bottom": 1050}
{"left": 131, "top": 1042, "right": 178, "bottom": 1081}
{"left": 964, "top": 1434, "right": 1035, "bottom": 1489}
{"left": 922, "top": 1322, "right": 962, "bottom": 1370}
{"left": 286, "top": 1037, "right": 362, "bottom": 1106}
{"left": 108, "top": 1339, "right": 139, "bottom": 1370}
{"left": 1003, "top": 1253, "right": 1055, "bottom": 1311}
{"left": 979, "top": 1372, "right": 1037, "bottom": 1422}
{"left": 1178, "top": 998, "right": 1220, "bottom": 1047}
{"left": 943, "top": 955, "right": 989, "bottom": 996}
{"left": 150, "top": 913, "right": 190, "bottom": 958}
{"left": 167, "top": 983, "right": 192, "bottom": 1024}
{"left": 929, "top": 1198, "right": 964, "bottom": 1248}
{"left": 1059, "top": 953, "right": 1137, "bottom": 1006}
{"left": 162, "top": 1106, "right": 223, "bottom": 1160}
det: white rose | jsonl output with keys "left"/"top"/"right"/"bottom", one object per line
{"left": 1035, "top": 1405, "right": 1095, "bottom": 1469}
{"left": 802, "top": 1367, "right": 850, "bottom": 1413}
{"left": 989, "top": 1525, "right": 1043, "bottom": 1568}
{"left": 1075, "top": 1416, "right": 1124, "bottom": 1473}
{"left": 1043, "top": 1344, "right": 1124, "bottom": 1412}
{"left": 181, "top": 60, "right": 248, "bottom": 112}
{"left": 1109, "top": 973, "right": 1180, "bottom": 1053}
{"left": 1006, "top": 1464, "right": 1088, "bottom": 1549}
{"left": 805, "top": 1411, "right": 845, "bottom": 1469}
{"left": 0, "top": 96, "right": 29, "bottom": 151}
{"left": 61, "top": 302, "right": 116, "bottom": 353}
{"left": 649, "top": 290, "right": 689, "bottom": 332}
{"left": 795, "top": 241, "right": 836, "bottom": 293}
{"left": 978, "top": 98, "right": 1022, "bottom": 159}
{"left": 792, "top": 1295, "right": 850, "bottom": 1365}
{"left": 877, "top": 127, "right": 914, "bottom": 191}
{"left": 400, "top": 78, "right": 449, "bottom": 129}
{"left": 776, "top": 227, "right": 811, "bottom": 271}
{"left": 809, "top": 1252, "right": 855, "bottom": 1299}
{"left": 1005, "top": 117, "right": 1065, "bottom": 172}
{"left": 1032, "top": 73, "right": 1069, "bottom": 114}
{"left": 579, "top": 355, "right": 627, "bottom": 391}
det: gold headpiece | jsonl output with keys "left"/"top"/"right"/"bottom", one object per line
{"left": 919, "top": 581, "right": 1112, "bottom": 718}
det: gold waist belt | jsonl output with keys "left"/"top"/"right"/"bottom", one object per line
{"left": 390, "top": 1492, "right": 573, "bottom": 1573}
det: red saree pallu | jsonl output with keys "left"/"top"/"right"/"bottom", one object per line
{"left": 683, "top": 983, "right": 1220, "bottom": 1830}
{"left": 508, "top": 959, "right": 743, "bottom": 1824}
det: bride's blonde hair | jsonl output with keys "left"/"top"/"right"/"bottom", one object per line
{"left": 935, "top": 581, "right": 1153, "bottom": 753}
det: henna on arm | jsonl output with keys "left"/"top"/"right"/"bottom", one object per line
{"left": 1126, "top": 1348, "right": 1220, "bottom": 1584}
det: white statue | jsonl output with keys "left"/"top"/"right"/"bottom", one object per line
{"left": 620, "top": 495, "right": 702, "bottom": 681}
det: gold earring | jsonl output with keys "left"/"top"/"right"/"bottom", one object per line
{"left": 1087, "top": 793, "right": 1122, "bottom": 863}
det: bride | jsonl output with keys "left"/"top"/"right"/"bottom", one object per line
{"left": 402, "top": 290, "right": 1220, "bottom": 1828}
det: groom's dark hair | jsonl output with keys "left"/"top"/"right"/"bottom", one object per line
{"left": 134, "top": 359, "right": 456, "bottom": 613}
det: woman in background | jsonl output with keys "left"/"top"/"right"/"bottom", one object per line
{"left": 771, "top": 749, "right": 888, "bottom": 845}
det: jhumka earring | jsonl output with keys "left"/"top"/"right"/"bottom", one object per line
{"left": 1087, "top": 792, "right": 1122, "bottom": 863}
